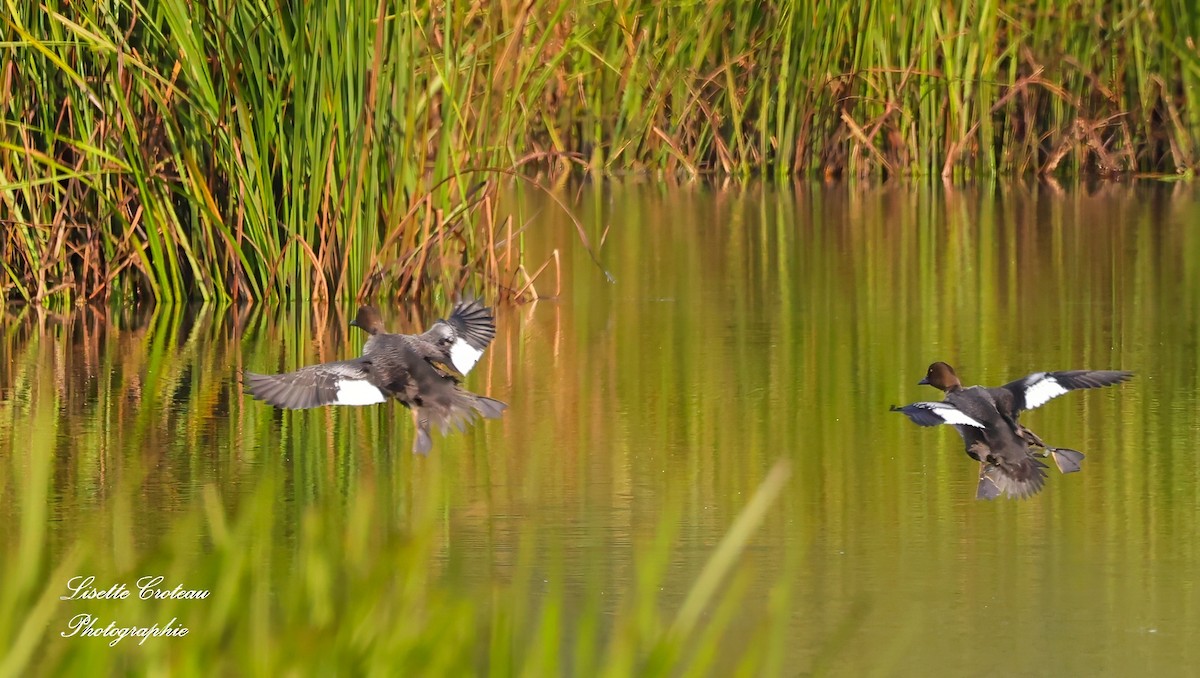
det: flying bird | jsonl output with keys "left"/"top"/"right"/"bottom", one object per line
{"left": 245, "top": 300, "right": 506, "bottom": 454}
{"left": 892, "top": 362, "right": 1132, "bottom": 499}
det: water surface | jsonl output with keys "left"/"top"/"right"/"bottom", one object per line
{"left": 2, "top": 182, "right": 1198, "bottom": 675}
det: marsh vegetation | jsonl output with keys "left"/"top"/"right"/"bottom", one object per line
{"left": 5, "top": 1, "right": 1200, "bottom": 303}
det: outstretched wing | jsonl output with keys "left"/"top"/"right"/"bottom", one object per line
{"left": 420, "top": 298, "right": 498, "bottom": 375}
{"left": 890, "top": 402, "right": 985, "bottom": 428}
{"left": 244, "top": 360, "right": 386, "bottom": 409}
{"left": 998, "top": 370, "right": 1133, "bottom": 412}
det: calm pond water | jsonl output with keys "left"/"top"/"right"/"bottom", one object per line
{"left": 3, "top": 182, "right": 1199, "bottom": 675}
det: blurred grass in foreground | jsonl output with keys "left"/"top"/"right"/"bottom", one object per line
{"left": 0, "top": 304, "right": 793, "bottom": 675}
{"left": 0, "top": 459, "right": 787, "bottom": 676}
{"left": 3, "top": 180, "right": 1199, "bottom": 675}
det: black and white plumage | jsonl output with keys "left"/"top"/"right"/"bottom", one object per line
{"left": 989, "top": 369, "right": 1134, "bottom": 416}
{"left": 243, "top": 360, "right": 388, "bottom": 410}
{"left": 894, "top": 361, "right": 1133, "bottom": 499}
{"left": 891, "top": 386, "right": 1048, "bottom": 500}
{"left": 920, "top": 362, "right": 1132, "bottom": 474}
{"left": 245, "top": 300, "right": 507, "bottom": 455}
{"left": 413, "top": 298, "right": 496, "bottom": 376}
{"left": 888, "top": 401, "right": 986, "bottom": 429}
{"left": 349, "top": 299, "right": 496, "bottom": 377}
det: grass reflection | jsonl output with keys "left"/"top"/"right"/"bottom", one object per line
{"left": 0, "top": 302, "right": 793, "bottom": 675}
{"left": 3, "top": 181, "right": 1200, "bottom": 675}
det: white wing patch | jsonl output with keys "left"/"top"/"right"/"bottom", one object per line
{"left": 932, "top": 405, "right": 986, "bottom": 428}
{"left": 1023, "top": 375, "right": 1068, "bottom": 410}
{"left": 450, "top": 339, "right": 484, "bottom": 374}
{"left": 334, "top": 379, "right": 386, "bottom": 406}
{"left": 898, "top": 401, "right": 988, "bottom": 428}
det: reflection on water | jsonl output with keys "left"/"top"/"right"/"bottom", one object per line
{"left": 3, "top": 182, "right": 1199, "bottom": 674}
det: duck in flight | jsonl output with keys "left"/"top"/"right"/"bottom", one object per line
{"left": 891, "top": 362, "right": 1133, "bottom": 499}
{"left": 244, "top": 300, "right": 506, "bottom": 454}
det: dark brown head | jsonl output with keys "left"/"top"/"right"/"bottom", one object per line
{"left": 918, "top": 362, "right": 962, "bottom": 392}
{"left": 349, "top": 306, "right": 386, "bottom": 336}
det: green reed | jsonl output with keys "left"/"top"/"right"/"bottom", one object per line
{"left": 0, "top": 304, "right": 794, "bottom": 676}
{"left": 4, "top": 0, "right": 1200, "bottom": 303}
{"left": 3, "top": 182, "right": 1199, "bottom": 675}
{"left": 1, "top": 0, "right": 548, "bottom": 306}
